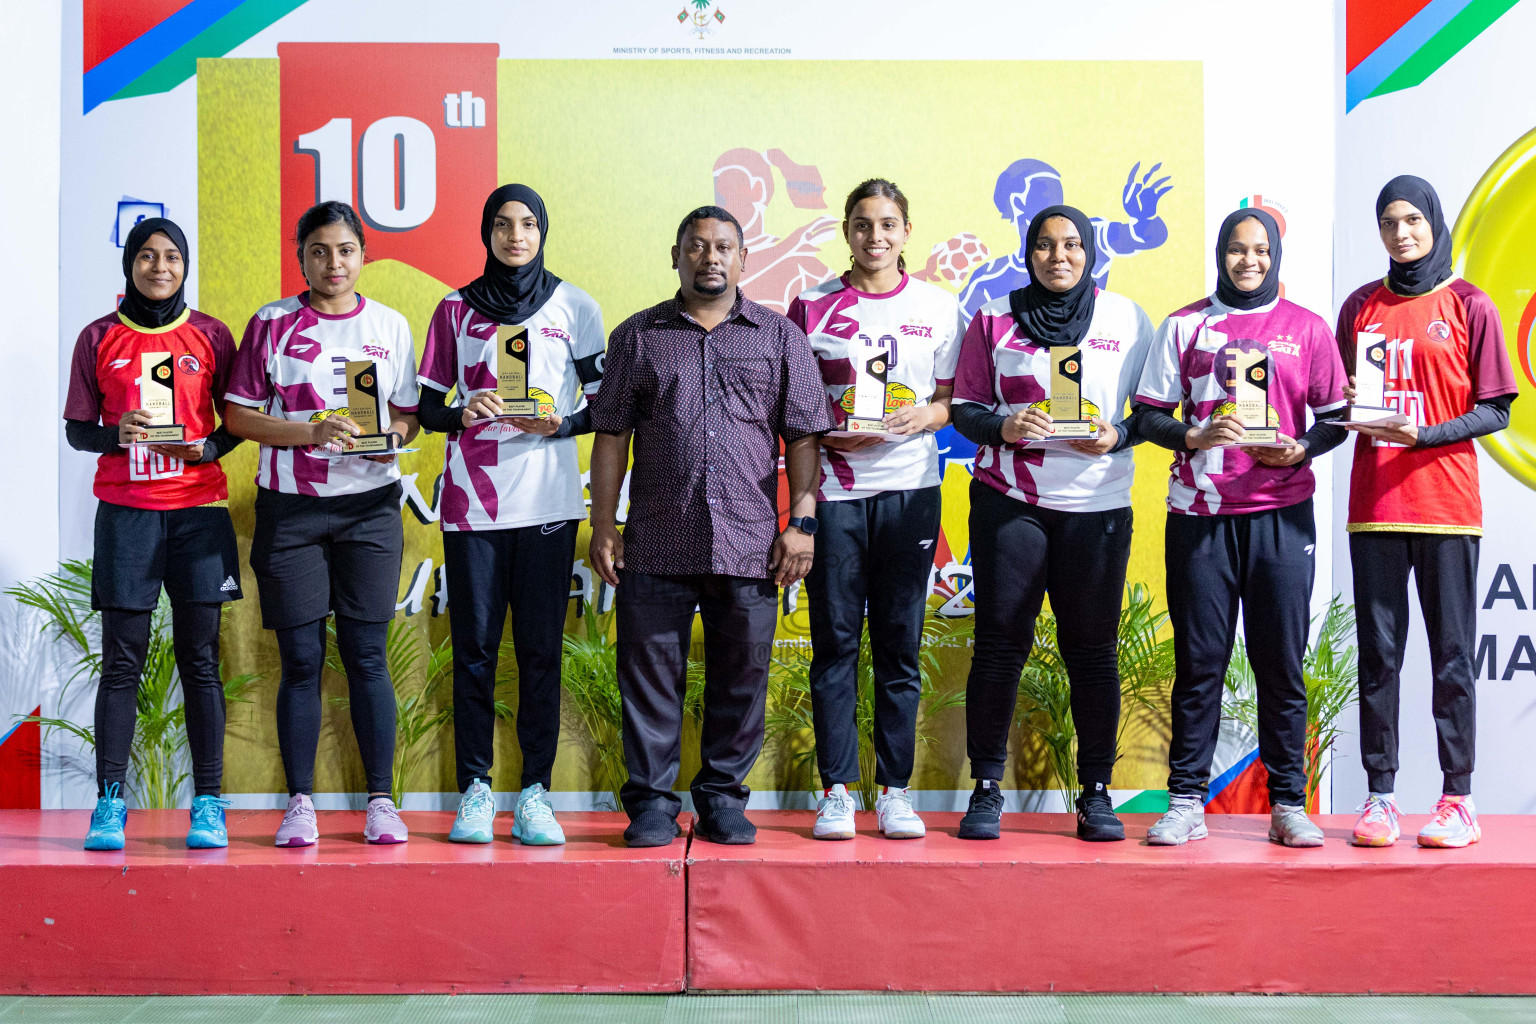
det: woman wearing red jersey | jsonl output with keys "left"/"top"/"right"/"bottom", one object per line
{"left": 1337, "top": 176, "right": 1518, "bottom": 848}
{"left": 63, "top": 217, "right": 246, "bottom": 851}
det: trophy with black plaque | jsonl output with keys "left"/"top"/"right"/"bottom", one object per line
{"left": 1345, "top": 331, "right": 1408, "bottom": 428}
{"left": 1037, "top": 346, "right": 1098, "bottom": 441}
{"left": 333, "top": 360, "right": 397, "bottom": 455}
{"left": 843, "top": 346, "right": 893, "bottom": 434}
{"left": 1227, "top": 346, "right": 1284, "bottom": 446}
{"left": 136, "top": 352, "right": 186, "bottom": 443}
{"left": 495, "top": 325, "right": 541, "bottom": 417}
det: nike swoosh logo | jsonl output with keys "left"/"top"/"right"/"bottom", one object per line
{"left": 540, "top": 522, "right": 565, "bottom": 535}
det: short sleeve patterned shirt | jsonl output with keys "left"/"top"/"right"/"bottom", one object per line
{"left": 589, "top": 292, "right": 832, "bottom": 579}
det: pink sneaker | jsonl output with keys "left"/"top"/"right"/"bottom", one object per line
{"left": 364, "top": 797, "right": 408, "bottom": 844}
{"left": 276, "top": 793, "right": 318, "bottom": 848}
{"left": 1350, "top": 793, "right": 1401, "bottom": 847}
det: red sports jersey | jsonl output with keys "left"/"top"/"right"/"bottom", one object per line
{"left": 64, "top": 309, "right": 237, "bottom": 510}
{"left": 1335, "top": 278, "right": 1517, "bottom": 535}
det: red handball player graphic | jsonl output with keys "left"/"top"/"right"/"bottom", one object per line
{"left": 912, "top": 232, "right": 992, "bottom": 290}
{"left": 712, "top": 148, "right": 840, "bottom": 314}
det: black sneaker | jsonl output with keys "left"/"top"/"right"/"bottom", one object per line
{"left": 624, "top": 809, "right": 681, "bottom": 848}
{"left": 958, "top": 780, "right": 1004, "bottom": 840}
{"left": 695, "top": 806, "right": 757, "bottom": 845}
{"left": 1075, "top": 782, "right": 1125, "bottom": 842}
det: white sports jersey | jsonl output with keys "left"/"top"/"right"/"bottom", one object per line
{"left": 226, "top": 293, "right": 420, "bottom": 498}
{"left": 418, "top": 282, "right": 605, "bottom": 530}
{"left": 787, "top": 274, "right": 965, "bottom": 500}
{"left": 952, "top": 291, "right": 1154, "bottom": 512}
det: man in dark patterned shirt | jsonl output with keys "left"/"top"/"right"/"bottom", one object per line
{"left": 589, "top": 205, "right": 831, "bottom": 847}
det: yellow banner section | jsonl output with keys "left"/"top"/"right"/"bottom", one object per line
{"left": 198, "top": 57, "right": 1202, "bottom": 797}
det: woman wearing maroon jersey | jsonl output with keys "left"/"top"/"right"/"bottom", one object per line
{"left": 63, "top": 217, "right": 246, "bottom": 852}
{"left": 1337, "top": 175, "right": 1518, "bottom": 849}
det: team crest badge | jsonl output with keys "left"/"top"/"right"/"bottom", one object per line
{"left": 1427, "top": 319, "right": 1452, "bottom": 341}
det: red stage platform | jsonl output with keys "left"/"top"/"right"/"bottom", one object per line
{"left": 685, "top": 811, "right": 1536, "bottom": 994}
{"left": 0, "top": 810, "right": 688, "bottom": 995}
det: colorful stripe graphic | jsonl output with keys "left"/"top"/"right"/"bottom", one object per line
{"left": 1346, "top": 0, "right": 1521, "bottom": 111}
{"left": 82, "top": 0, "right": 309, "bottom": 113}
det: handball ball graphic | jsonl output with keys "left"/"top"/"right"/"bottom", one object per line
{"left": 915, "top": 233, "right": 990, "bottom": 287}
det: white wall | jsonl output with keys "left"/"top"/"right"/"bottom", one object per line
{"left": 0, "top": 0, "right": 64, "bottom": 777}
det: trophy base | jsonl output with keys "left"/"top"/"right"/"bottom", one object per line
{"left": 308, "top": 433, "right": 421, "bottom": 460}
{"left": 1045, "top": 420, "right": 1098, "bottom": 440}
{"left": 141, "top": 424, "right": 186, "bottom": 443}
{"left": 1235, "top": 427, "right": 1285, "bottom": 446}
{"left": 495, "top": 399, "right": 541, "bottom": 418}
{"left": 1345, "top": 405, "right": 1409, "bottom": 428}
{"left": 835, "top": 417, "right": 890, "bottom": 435}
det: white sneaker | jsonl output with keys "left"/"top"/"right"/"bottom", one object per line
{"left": 813, "top": 783, "right": 856, "bottom": 840}
{"left": 875, "top": 786, "right": 925, "bottom": 839}
{"left": 512, "top": 783, "right": 566, "bottom": 846}
{"left": 1418, "top": 794, "right": 1480, "bottom": 848}
{"left": 1146, "top": 795, "right": 1208, "bottom": 846}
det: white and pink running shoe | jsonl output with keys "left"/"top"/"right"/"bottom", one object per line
{"left": 1417, "top": 794, "right": 1480, "bottom": 849}
{"left": 364, "top": 797, "right": 408, "bottom": 845}
{"left": 275, "top": 793, "right": 318, "bottom": 848}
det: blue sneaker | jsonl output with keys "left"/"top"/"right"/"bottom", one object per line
{"left": 84, "top": 782, "right": 127, "bottom": 851}
{"left": 186, "top": 795, "right": 230, "bottom": 849}
{"left": 448, "top": 779, "right": 495, "bottom": 844}
{"left": 512, "top": 783, "right": 565, "bottom": 846}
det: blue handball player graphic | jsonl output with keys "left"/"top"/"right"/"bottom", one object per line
{"left": 959, "top": 158, "right": 1173, "bottom": 317}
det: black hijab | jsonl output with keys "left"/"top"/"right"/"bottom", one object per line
{"left": 1376, "top": 174, "right": 1453, "bottom": 296}
{"left": 460, "top": 184, "right": 562, "bottom": 323}
{"left": 1214, "top": 208, "right": 1283, "bottom": 311}
{"left": 119, "top": 217, "right": 188, "bottom": 329}
{"left": 1009, "top": 205, "right": 1098, "bottom": 346}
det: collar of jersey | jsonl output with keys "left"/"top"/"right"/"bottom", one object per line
{"left": 117, "top": 307, "right": 190, "bottom": 334}
{"left": 1382, "top": 274, "right": 1458, "bottom": 299}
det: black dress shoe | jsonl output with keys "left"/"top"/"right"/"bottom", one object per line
{"left": 958, "top": 780, "right": 1004, "bottom": 840}
{"left": 1075, "top": 782, "right": 1126, "bottom": 842}
{"left": 624, "top": 809, "right": 681, "bottom": 847}
{"left": 695, "top": 806, "right": 757, "bottom": 845}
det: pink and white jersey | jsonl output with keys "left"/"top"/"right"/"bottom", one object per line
{"left": 953, "top": 291, "right": 1153, "bottom": 512}
{"left": 788, "top": 274, "right": 965, "bottom": 500}
{"left": 1134, "top": 295, "right": 1346, "bottom": 516}
{"left": 226, "top": 293, "right": 420, "bottom": 497}
{"left": 418, "top": 282, "right": 605, "bottom": 531}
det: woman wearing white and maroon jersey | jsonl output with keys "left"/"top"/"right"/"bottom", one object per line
{"left": 787, "top": 179, "right": 964, "bottom": 842}
{"left": 64, "top": 217, "right": 245, "bottom": 852}
{"left": 1335, "top": 176, "right": 1517, "bottom": 849}
{"left": 1133, "top": 208, "right": 1348, "bottom": 849}
{"left": 415, "top": 184, "right": 605, "bottom": 847}
{"left": 949, "top": 205, "right": 1153, "bottom": 842}
{"left": 224, "top": 201, "right": 420, "bottom": 848}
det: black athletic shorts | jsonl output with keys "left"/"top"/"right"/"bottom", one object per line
{"left": 91, "top": 501, "right": 243, "bottom": 611}
{"left": 250, "top": 482, "right": 404, "bottom": 630}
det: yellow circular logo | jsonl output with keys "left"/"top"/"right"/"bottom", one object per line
{"left": 1252, "top": 367, "right": 1267, "bottom": 382}
{"left": 360, "top": 373, "right": 374, "bottom": 388}
{"left": 155, "top": 365, "right": 171, "bottom": 380}
{"left": 871, "top": 359, "right": 886, "bottom": 374}
{"left": 1065, "top": 360, "right": 1079, "bottom": 374}
{"left": 513, "top": 338, "right": 526, "bottom": 352}
{"left": 1453, "top": 125, "right": 1536, "bottom": 491}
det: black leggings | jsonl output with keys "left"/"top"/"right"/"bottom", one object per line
{"left": 964, "top": 480, "right": 1132, "bottom": 787}
{"left": 275, "top": 615, "right": 395, "bottom": 796}
{"left": 96, "top": 603, "right": 225, "bottom": 798}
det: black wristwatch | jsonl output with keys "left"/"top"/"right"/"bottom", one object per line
{"left": 787, "top": 516, "right": 819, "bottom": 536}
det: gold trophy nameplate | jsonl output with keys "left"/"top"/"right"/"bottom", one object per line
{"left": 495, "top": 326, "right": 541, "bottom": 417}
{"left": 1227, "top": 346, "right": 1284, "bottom": 446}
{"left": 137, "top": 352, "right": 185, "bottom": 443}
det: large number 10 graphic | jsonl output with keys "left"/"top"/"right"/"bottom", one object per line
{"left": 296, "top": 117, "right": 437, "bottom": 230}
